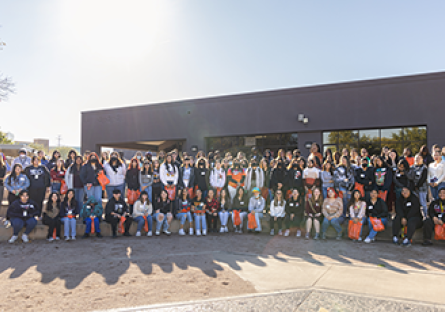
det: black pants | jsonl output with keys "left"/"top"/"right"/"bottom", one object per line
{"left": 270, "top": 217, "right": 284, "bottom": 231}
{"left": 206, "top": 213, "right": 218, "bottom": 230}
{"left": 423, "top": 218, "right": 439, "bottom": 240}
{"left": 29, "top": 187, "right": 46, "bottom": 215}
{"left": 286, "top": 212, "right": 304, "bottom": 229}
{"left": 42, "top": 215, "right": 61, "bottom": 238}
{"left": 105, "top": 215, "right": 132, "bottom": 235}
{"left": 392, "top": 216, "right": 423, "bottom": 240}
{"left": 8, "top": 192, "right": 19, "bottom": 207}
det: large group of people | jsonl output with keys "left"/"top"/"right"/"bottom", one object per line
{"left": 1, "top": 143, "right": 445, "bottom": 247}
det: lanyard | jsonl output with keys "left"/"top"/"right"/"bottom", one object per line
{"left": 440, "top": 202, "right": 444, "bottom": 214}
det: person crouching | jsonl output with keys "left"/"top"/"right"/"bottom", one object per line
{"left": 81, "top": 196, "right": 103, "bottom": 238}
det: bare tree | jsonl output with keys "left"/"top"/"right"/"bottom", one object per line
{"left": 0, "top": 74, "right": 15, "bottom": 102}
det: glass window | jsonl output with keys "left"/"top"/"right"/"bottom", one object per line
{"left": 323, "top": 145, "right": 337, "bottom": 154}
{"left": 381, "top": 128, "right": 403, "bottom": 143}
{"left": 359, "top": 142, "right": 380, "bottom": 158}
{"left": 338, "top": 130, "right": 358, "bottom": 145}
{"left": 404, "top": 127, "right": 427, "bottom": 143}
{"left": 385, "top": 142, "right": 403, "bottom": 155}
{"left": 281, "top": 133, "right": 298, "bottom": 146}
{"left": 359, "top": 129, "right": 379, "bottom": 142}
{"left": 323, "top": 131, "right": 338, "bottom": 145}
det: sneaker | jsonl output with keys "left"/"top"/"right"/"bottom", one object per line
{"left": 22, "top": 234, "right": 29, "bottom": 243}
{"left": 321, "top": 233, "right": 327, "bottom": 240}
{"left": 179, "top": 229, "right": 185, "bottom": 236}
{"left": 196, "top": 230, "right": 201, "bottom": 236}
{"left": 82, "top": 233, "right": 89, "bottom": 239}
{"left": 8, "top": 235, "right": 18, "bottom": 244}
{"left": 392, "top": 236, "right": 399, "bottom": 245}
{"left": 189, "top": 228, "right": 194, "bottom": 235}
{"left": 135, "top": 231, "right": 141, "bottom": 237}
{"left": 71, "top": 236, "right": 76, "bottom": 240}
{"left": 422, "top": 240, "right": 433, "bottom": 246}
{"left": 402, "top": 238, "right": 411, "bottom": 247}
{"left": 284, "top": 229, "right": 290, "bottom": 237}
{"left": 270, "top": 229, "right": 275, "bottom": 236}
{"left": 364, "top": 237, "right": 373, "bottom": 244}
{"left": 202, "top": 229, "right": 207, "bottom": 236}
{"left": 278, "top": 230, "right": 283, "bottom": 236}
{"left": 336, "top": 234, "right": 342, "bottom": 240}
{"left": 147, "top": 231, "right": 152, "bottom": 237}
{"left": 96, "top": 233, "right": 103, "bottom": 238}
{"left": 163, "top": 230, "right": 171, "bottom": 236}
{"left": 358, "top": 237, "right": 362, "bottom": 242}
{"left": 55, "top": 237, "right": 61, "bottom": 241}
{"left": 305, "top": 233, "right": 310, "bottom": 240}
{"left": 47, "top": 237, "right": 54, "bottom": 242}
{"left": 220, "top": 227, "right": 225, "bottom": 233}
{"left": 225, "top": 226, "right": 229, "bottom": 233}
{"left": 155, "top": 231, "right": 160, "bottom": 236}
{"left": 65, "top": 236, "right": 70, "bottom": 241}
{"left": 296, "top": 230, "right": 301, "bottom": 238}
{"left": 314, "top": 233, "right": 320, "bottom": 240}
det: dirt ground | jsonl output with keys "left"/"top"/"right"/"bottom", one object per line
{"left": 1, "top": 233, "right": 445, "bottom": 312}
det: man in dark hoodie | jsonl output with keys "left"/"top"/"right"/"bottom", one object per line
{"left": 7, "top": 190, "right": 39, "bottom": 243}
{"left": 393, "top": 159, "right": 415, "bottom": 201}
{"left": 422, "top": 187, "right": 445, "bottom": 246}
{"left": 80, "top": 196, "right": 103, "bottom": 238}
{"left": 25, "top": 156, "right": 51, "bottom": 216}
{"left": 194, "top": 158, "right": 209, "bottom": 198}
{"left": 354, "top": 157, "right": 374, "bottom": 201}
{"left": 392, "top": 186, "right": 423, "bottom": 247}
{"left": 270, "top": 159, "right": 287, "bottom": 196}
{"left": 105, "top": 189, "right": 132, "bottom": 237}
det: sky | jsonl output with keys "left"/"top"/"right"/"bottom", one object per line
{"left": 0, "top": 1, "right": 444, "bottom": 147}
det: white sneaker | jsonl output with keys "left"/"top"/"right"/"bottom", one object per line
{"left": 179, "top": 229, "right": 185, "bottom": 236}
{"left": 296, "top": 230, "right": 301, "bottom": 237}
{"left": 163, "top": 230, "right": 171, "bottom": 236}
{"left": 8, "top": 235, "right": 18, "bottom": 244}
{"left": 189, "top": 228, "right": 194, "bottom": 235}
{"left": 358, "top": 237, "right": 362, "bottom": 242}
{"left": 202, "top": 229, "right": 207, "bottom": 236}
{"left": 22, "top": 234, "right": 29, "bottom": 243}
{"left": 225, "top": 226, "right": 229, "bottom": 233}
{"left": 364, "top": 237, "right": 372, "bottom": 244}
{"left": 71, "top": 236, "right": 76, "bottom": 240}
{"left": 147, "top": 231, "right": 152, "bottom": 237}
{"left": 270, "top": 229, "right": 275, "bottom": 236}
{"left": 196, "top": 230, "right": 201, "bottom": 236}
{"left": 65, "top": 236, "right": 70, "bottom": 241}
{"left": 135, "top": 231, "right": 141, "bottom": 237}
{"left": 284, "top": 229, "right": 290, "bottom": 237}
{"left": 55, "top": 237, "right": 60, "bottom": 241}
{"left": 47, "top": 237, "right": 54, "bottom": 242}
{"left": 155, "top": 231, "right": 160, "bottom": 236}
{"left": 393, "top": 236, "right": 399, "bottom": 244}
{"left": 220, "top": 227, "right": 225, "bottom": 233}
{"left": 278, "top": 230, "right": 283, "bottom": 236}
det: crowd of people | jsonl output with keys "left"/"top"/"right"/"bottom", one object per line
{"left": 1, "top": 143, "right": 445, "bottom": 247}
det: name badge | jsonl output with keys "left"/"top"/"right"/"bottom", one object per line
{"left": 368, "top": 206, "right": 373, "bottom": 210}
{"left": 360, "top": 174, "right": 365, "bottom": 178}
{"left": 326, "top": 205, "right": 330, "bottom": 208}
{"left": 23, "top": 211, "right": 28, "bottom": 217}
{"left": 439, "top": 214, "right": 443, "bottom": 219}
{"left": 407, "top": 202, "right": 412, "bottom": 207}
{"left": 381, "top": 168, "right": 386, "bottom": 172}
{"left": 396, "top": 173, "right": 401, "bottom": 177}
{"left": 68, "top": 210, "right": 73, "bottom": 214}
{"left": 290, "top": 203, "right": 294, "bottom": 206}
{"left": 201, "top": 172, "right": 205, "bottom": 176}
{"left": 34, "top": 175, "right": 38, "bottom": 180}
{"left": 416, "top": 172, "right": 421, "bottom": 176}
{"left": 240, "top": 202, "right": 244, "bottom": 205}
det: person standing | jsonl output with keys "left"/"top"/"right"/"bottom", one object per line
{"left": 104, "top": 156, "right": 127, "bottom": 199}
{"left": 428, "top": 151, "right": 445, "bottom": 201}
{"left": 65, "top": 156, "right": 85, "bottom": 214}
{"left": 12, "top": 149, "right": 31, "bottom": 169}
{"left": 5, "top": 164, "right": 30, "bottom": 206}
{"left": 24, "top": 156, "right": 50, "bottom": 215}
{"left": 80, "top": 153, "right": 103, "bottom": 203}
{"left": 411, "top": 154, "right": 428, "bottom": 218}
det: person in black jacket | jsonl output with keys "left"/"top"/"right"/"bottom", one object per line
{"left": 178, "top": 157, "right": 195, "bottom": 196}
{"left": 392, "top": 187, "right": 423, "bottom": 246}
{"left": 270, "top": 159, "right": 287, "bottom": 197}
{"left": 154, "top": 190, "right": 173, "bottom": 236}
{"left": 25, "top": 156, "right": 51, "bottom": 216}
{"left": 422, "top": 187, "right": 445, "bottom": 246}
{"left": 126, "top": 158, "right": 141, "bottom": 214}
{"left": 7, "top": 190, "right": 39, "bottom": 243}
{"left": 287, "top": 159, "right": 304, "bottom": 198}
{"left": 354, "top": 157, "right": 374, "bottom": 201}
{"left": 364, "top": 189, "right": 389, "bottom": 243}
{"left": 105, "top": 189, "right": 132, "bottom": 237}
{"left": 393, "top": 159, "right": 414, "bottom": 201}
{"left": 194, "top": 158, "right": 209, "bottom": 198}
{"left": 284, "top": 189, "right": 305, "bottom": 237}
{"left": 231, "top": 186, "right": 249, "bottom": 233}
{"left": 80, "top": 153, "right": 103, "bottom": 203}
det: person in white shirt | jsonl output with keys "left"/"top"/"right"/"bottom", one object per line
{"left": 12, "top": 149, "right": 31, "bottom": 169}
{"left": 209, "top": 159, "right": 226, "bottom": 198}
{"left": 428, "top": 151, "right": 445, "bottom": 200}
{"left": 269, "top": 190, "right": 286, "bottom": 236}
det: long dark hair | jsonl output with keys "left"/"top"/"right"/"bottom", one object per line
{"left": 63, "top": 189, "right": 77, "bottom": 209}
{"left": 47, "top": 192, "right": 61, "bottom": 212}
{"left": 70, "top": 156, "right": 84, "bottom": 174}
{"left": 141, "top": 161, "right": 153, "bottom": 175}
{"left": 8, "top": 164, "right": 23, "bottom": 183}
{"left": 347, "top": 189, "right": 363, "bottom": 210}
{"left": 139, "top": 191, "right": 151, "bottom": 205}
{"left": 50, "top": 150, "right": 60, "bottom": 162}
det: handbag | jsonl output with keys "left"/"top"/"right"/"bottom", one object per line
{"left": 97, "top": 171, "right": 110, "bottom": 191}
{"left": 60, "top": 180, "right": 68, "bottom": 195}
{"left": 434, "top": 224, "right": 445, "bottom": 240}
{"left": 348, "top": 220, "right": 362, "bottom": 240}
{"left": 247, "top": 212, "right": 257, "bottom": 230}
{"left": 369, "top": 217, "right": 385, "bottom": 232}
{"left": 118, "top": 216, "right": 126, "bottom": 234}
{"left": 233, "top": 210, "right": 241, "bottom": 226}
{"left": 127, "top": 189, "right": 140, "bottom": 205}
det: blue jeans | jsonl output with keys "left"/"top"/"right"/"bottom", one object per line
{"left": 74, "top": 187, "right": 84, "bottom": 213}
{"left": 106, "top": 184, "right": 125, "bottom": 199}
{"left": 430, "top": 182, "right": 445, "bottom": 201}
{"left": 140, "top": 185, "right": 152, "bottom": 203}
{"left": 395, "top": 187, "right": 403, "bottom": 201}
{"left": 251, "top": 211, "right": 263, "bottom": 231}
{"left": 134, "top": 216, "right": 152, "bottom": 232}
{"left": 194, "top": 213, "right": 207, "bottom": 231}
{"left": 62, "top": 217, "right": 77, "bottom": 237}
{"left": 367, "top": 217, "right": 388, "bottom": 240}
{"left": 153, "top": 212, "right": 172, "bottom": 232}
{"left": 321, "top": 217, "right": 343, "bottom": 235}
{"left": 322, "top": 187, "right": 329, "bottom": 199}
{"left": 339, "top": 187, "right": 351, "bottom": 217}
{"left": 84, "top": 185, "right": 102, "bottom": 202}
{"left": 231, "top": 211, "right": 248, "bottom": 227}
{"left": 219, "top": 211, "right": 230, "bottom": 226}
{"left": 11, "top": 218, "right": 37, "bottom": 236}
{"left": 52, "top": 182, "right": 61, "bottom": 193}
{"left": 85, "top": 217, "right": 100, "bottom": 233}
{"left": 176, "top": 212, "right": 192, "bottom": 225}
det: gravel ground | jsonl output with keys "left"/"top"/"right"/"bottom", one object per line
{"left": 1, "top": 232, "right": 444, "bottom": 311}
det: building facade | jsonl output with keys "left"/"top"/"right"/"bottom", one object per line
{"left": 82, "top": 72, "right": 444, "bottom": 157}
